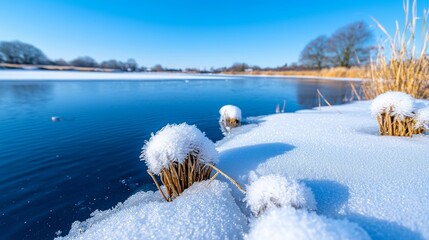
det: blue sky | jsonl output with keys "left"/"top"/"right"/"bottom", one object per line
{"left": 0, "top": 0, "right": 422, "bottom": 69}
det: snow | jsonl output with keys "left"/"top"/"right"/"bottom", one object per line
{"left": 246, "top": 208, "right": 370, "bottom": 240}
{"left": 60, "top": 100, "right": 429, "bottom": 239}
{"left": 217, "top": 100, "right": 429, "bottom": 239}
{"left": 414, "top": 107, "right": 429, "bottom": 130}
{"left": 0, "top": 70, "right": 232, "bottom": 80}
{"left": 219, "top": 73, "right": 362, "bottom": 82}
{"left": 57, "top": 180, "right": 247, "bottom": 240}
{"left": 220, "top": 105, "right": 242, "bottom": 121}
{"left": 245, "top": 174, "right": 316, "bottom": 216}
{"left": 370, "top": 91, "right": 416, "bottom": 119}
{"left": 140, "top": 123, "right": 218, "bottom": 175}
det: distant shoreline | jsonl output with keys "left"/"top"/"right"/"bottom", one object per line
{"left": 218, "top": 73, "right": 362, "bottom": 82}
{"left": 0, "top": 70, "right": 361, "bottom": 82}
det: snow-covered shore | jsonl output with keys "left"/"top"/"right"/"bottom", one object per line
{"left": 218, "top": 73, "right": 362, "bottom": 81}
{"left": 58, "top": 101, "right": 429, "bottom": 239}
{"left": 0, "top": 70, "right": 228, "bottom": 80}
{"left": 0, "top": 70, "right": 361, "bottom": 82}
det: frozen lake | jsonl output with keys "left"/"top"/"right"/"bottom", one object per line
{"left": 0, "top": 76, "right": 355, "bottom": 239}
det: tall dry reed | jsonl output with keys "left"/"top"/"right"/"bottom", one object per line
{"left": 363, "top": 0, "right": 429, "bottom": 99}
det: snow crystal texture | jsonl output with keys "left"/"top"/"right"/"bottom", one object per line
{"left": 57, "top": 180, "right": 247, "bottom": 240}
{"left": 245, "top": 174, "right": 316, "bottom": 216}
{"left": 370, "top": 91, "right": 416, "bottom": 119}
{"left": 140, "top": 123, "right": 218, "bottom": 174}
{"left": 414, "top": 107, "right": 429, "bottom": 130}
{"left": 217, "top": 100, "right": 429, "bottom": 239}
{"left": 220, "top": 105, "right": 242, "bottom": 121}
{"left": 246, "top": 208, "right": 370, "bottom": 240}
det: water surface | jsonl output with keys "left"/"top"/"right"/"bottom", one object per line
{"left": 0, "top": 76, "right": 356, "bottom": 239}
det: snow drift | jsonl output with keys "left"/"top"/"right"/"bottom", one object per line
{"left": 246, "top": 208, "right": 370, "bottom": 240}
{"left": 245, "top": 174, "right": 316, "bottom": 216}
{"left": 56, "top": 180, "right": 247, "bottom": 240}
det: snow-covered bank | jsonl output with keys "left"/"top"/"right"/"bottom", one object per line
{"left": 57, "top": 181, "right": 247, "bottom": 240}
{"left": 217, "top": 100, "right": 429, "bottom": 239}
{"left": 58, "top": 101, "right": 429, "bottom": 239}
{"left": 0, "top": 70, "right": 361, "bottom": 81}
{"left": 0, "top": 70, "right": 230, "bottom": 80}
{"left": 219, "top": 73, "right": 362, "bottom": 82}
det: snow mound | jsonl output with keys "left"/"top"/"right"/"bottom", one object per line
{"left": 57, "top": 180, "right": 247, "bottom": 240}
{"left": 370, "top": 91, "right": 415, "bottom": 119}
{"left": 414, "top": 107, "right": 429, "bottom": 130}
{"left": 220, "top": 105, "right": 242, "bottom": 121}
{"left": 140, "top": 123, "right": 218, "bottom": 174}
{"left": 246, "top": 208, "right": 370, "bottom": 240}
{"left": 245, "top": 174, "right": 316, "bottom": 216}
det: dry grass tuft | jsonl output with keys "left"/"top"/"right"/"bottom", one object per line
{"left": 363, "top": 0, "right": 429, "bottom": 99}
{"left": 376, "top": 113, "right": 419, "bottom": 136}
{"left": 148, "top": 150, "right": 213, "bottom": 202}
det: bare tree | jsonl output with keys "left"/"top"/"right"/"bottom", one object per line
{"left": 151, "top": 64, "right": 164, "bottom": 72}
{"left": 125, "top": 58, "right": 138, "bottom": 72}
{"left": 0, "top": 51, "right": 6, "bottom": 63}
{"left": 299, "top": 35, "right": 329, "bottom": 69}
{"left": 53, "top": 59, "right": 70, "bottom": 66}
{"left": 100, "top": 59, "right": 123, "bottom": 70}
{"left": 228, "top": 62, "right": 249, "bottom": 72}
{"left": 327, "top": 21, "right": 373, "bottom": 67}
{"left": 70, "top": 56, "right": 98, "bottom": 68}
{"left": 0, "top": 40, "right": 49, "bottom": 64}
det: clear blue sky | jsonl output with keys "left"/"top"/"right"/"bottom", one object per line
{"left": 0, "top": 0, "right": 424, "bottom": 69}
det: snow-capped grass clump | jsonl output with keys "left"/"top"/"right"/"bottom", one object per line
{"left": 57, "top": 180, "right": 247, "bottom": 240}
{"left": 246, "top": 208, "right": 370, "bottom": 240}
{"left": 370, "top": 91, "right": 415, "bottom": 119}
{"left": 220, "top": 105, "right": 242, "bottom": 128}
{"left": 414, "top": 107, "right": 429, "bottom": 131}
{"left": 141, "top": 123, "right": 218, "bottom": 174}
{"left": 140, "top": 123, "right": 218, "bottom": 201}
{"left": 245, "top": 174, "right": 316, "bottom": 216}
{"left": 370, "top": 91, "right": 418, "bottom": 136}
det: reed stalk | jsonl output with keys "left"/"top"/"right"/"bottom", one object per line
{"left": 363, "top": 0, "right": 429, "bottom": 99}
{"left": 376, "top": 112, "right": 419, "bottom": 137}
{"left": 151, "top": 151, "right": 214, "bottom": 201}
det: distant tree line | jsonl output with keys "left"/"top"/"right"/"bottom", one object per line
{"left": 1, "top": 22, "right": 373, "bottom": 73}
{"left": 0, "top": 40, "right": 147, "bottom": 72}
{"left": 223, "top": 21, "right": 373, "bottom": 73}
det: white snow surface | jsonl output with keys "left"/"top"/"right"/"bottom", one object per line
{"left": 370, "top": 91, "right": 416, "bottom": 119}
{"left": 220, "top": 105, "right": 242, "bottom": 121}
{"left": 415, "top": 107, "right": 429, "bottom": 130}
{"left": 246, "top": 208, "right": 370, "bottom": 240}
{"left": 0, "top": 70, "right": 231, "bottom": 80}
{"left": 60, "top": 100, "right": 429, "bottom": 239}
{"left": 140, "top": 123, "right": 218, "bottom": 174}
{"left": 217, "top": 100, "right": 429, "bottom": 239}
{"left": 245, "top": 174, "right": 316, "bottom": 216}
{"left": 57, "top": 180, "right": 247, "bottom": 240}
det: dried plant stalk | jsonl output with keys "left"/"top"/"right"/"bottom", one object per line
{"left": 225, "top": 118, "right": 240, "bottom": 128}
{"left": 149, "top": 151, "right": 214, "bottom": 202}
{"left": 363, "top": 0, "right": 429, "bottom": 99}
{"left": 376, "top": 113, "right": 418, "bottom": 137}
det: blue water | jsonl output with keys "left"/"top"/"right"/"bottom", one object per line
{"left": 0, "top": 76, "right": 355, "bottom": 239}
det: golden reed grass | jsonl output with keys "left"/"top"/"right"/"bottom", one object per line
{"left": 224, "top": 67, "right": 366, "bottom": 79}
{"left": 376, "top": 113, "right": 423, "bottom": 137}
{"left": 363, "top": 0, "right": 429, "bottom": 100}
{"left": 148, "top": 150, "right": 213, "bottom": 202}
{"left": 224, "top": 117, "right": 240, "bottom": 128}
{"left": 148, "top": 150, "right": 245, "bottom": 202}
